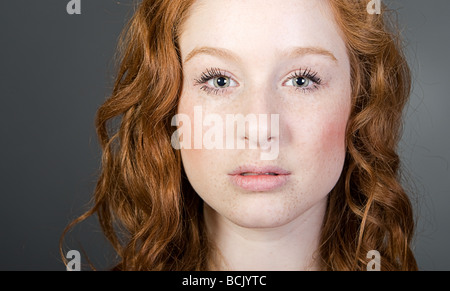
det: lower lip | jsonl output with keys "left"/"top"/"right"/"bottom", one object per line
{"left": 228, "top": 174, "right": 290, "bottom": 192}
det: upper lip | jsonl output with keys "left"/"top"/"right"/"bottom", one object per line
{"left": 228, "top": 165, "right": 291, "bottom": 175}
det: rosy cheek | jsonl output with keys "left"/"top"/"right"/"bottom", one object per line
{"left": 316, "top": 106, "right": 350, "bottom": 172}
{"left": 326, "top": 113, "right": 347, "bottom": 148}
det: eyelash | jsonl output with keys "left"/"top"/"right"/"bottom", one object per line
{"left": 193, "top": 67, "right": 322, "bottom": 95}
{"left": 194, "top": 67, "right": 231, "bottom": 95}
{"left": 286, "top": 68, "right": 322, "bottom": 93}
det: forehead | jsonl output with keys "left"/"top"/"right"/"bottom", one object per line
{"left": 179, "top": 0, "right": 348, "bottom": 64}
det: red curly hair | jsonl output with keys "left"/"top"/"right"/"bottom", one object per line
{"left": 61, "top": 0, "right": 417, "bottom": 271}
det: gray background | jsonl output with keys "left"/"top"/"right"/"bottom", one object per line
{"left": 0, "top": 0, "right": 448, "bottom": 271}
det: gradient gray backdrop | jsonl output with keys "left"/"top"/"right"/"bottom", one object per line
{"left": 0, "top": 0, "right": 449, "bottom": 270}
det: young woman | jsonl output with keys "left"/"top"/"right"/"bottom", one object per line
{"left": 61, "top": 0, "right": 418, "bottom": 271}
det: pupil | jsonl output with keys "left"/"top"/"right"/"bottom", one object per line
{"left": 216, "top": 77, "right": 228, "bottom": 87}
{"left": 295, "top": 77, "right": 306, "bottom": 86}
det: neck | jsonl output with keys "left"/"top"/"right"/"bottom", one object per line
{"left": 204, "top": 199, "right": 327, "bottom": 271}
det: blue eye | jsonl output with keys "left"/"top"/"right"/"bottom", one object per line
{"left": 291, "top": 77, "right": 311, "bottom": 88}
{"left": 195, "top": 68, "right": 238, "bottom": 95}
{"left": 283, "top": 68, "right": 322, "bottom": 92}
{"left": 209, "top": 76, "right": 232, "bottom": 88}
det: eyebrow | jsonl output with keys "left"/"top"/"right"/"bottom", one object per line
{"left": 184, "top": 46, "right": 338, "bottom": 64}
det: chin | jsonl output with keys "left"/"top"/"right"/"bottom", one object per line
{"left": 224, "top": 196, "right": 304, "bottom": 229}
{"left": 232, "top": 215, "right": 292, "bottom": 229}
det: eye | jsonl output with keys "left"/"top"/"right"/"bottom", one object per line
{"left": 289, "top": 77, "right": 311, "bottom": 88}
{"left": 283, "top": 68, "right": 322, "bottom": 92}
{"left": 194, "top": 68, "right": 238, "bottom": 95}
{"left": 208, "top": 76, "right": 234, "bottom": 88}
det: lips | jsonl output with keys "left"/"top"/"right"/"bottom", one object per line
{"left": 241, "top": 172, "right": 278, "bottom": 176}
{"left": 229, "top": 165, "right": 291, "bottom": 176}
{"left": 228, "top": 165, "right": 291, "bottom": 192}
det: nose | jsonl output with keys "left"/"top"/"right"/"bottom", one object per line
{"left": 238, "top": 85, "right": 280, "bottom": 151}
{"left": 242, "top": 114, "right": 278, "bottom": 151}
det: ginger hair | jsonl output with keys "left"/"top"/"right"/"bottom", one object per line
{"left": 61, "top": 0, "right": 417, "bottom": 271}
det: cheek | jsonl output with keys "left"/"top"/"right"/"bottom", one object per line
{"left": 177, "top": 94, "right": 228, "bottom": 198}
{"left": 290, "top": 93, "right": 350, "bottom": 179}
{"left": 321, "top": 113, "right": 347, "bottom": 155}
{"left": 312, "top": 103, "right": 350, "bottom": 175}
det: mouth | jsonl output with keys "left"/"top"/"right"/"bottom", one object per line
{"left": 228, "top": 165, "right": 291, "bottom": 192}
{"left": 229, "top": 165, "right": 290, "bottom": 176}
{"left": 240, "top": 172, "right": 279, "bottom": 176}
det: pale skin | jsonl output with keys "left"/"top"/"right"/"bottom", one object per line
{"left": 177, "top": 0, "right": 351, "bottom": 270}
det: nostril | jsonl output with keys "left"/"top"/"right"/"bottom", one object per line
{"left": 242, "top": 135, "right": 274, "bottom": 144}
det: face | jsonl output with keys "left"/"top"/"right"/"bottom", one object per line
{"left": 176, "top": 0, "right": 351, "bottom": 229}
